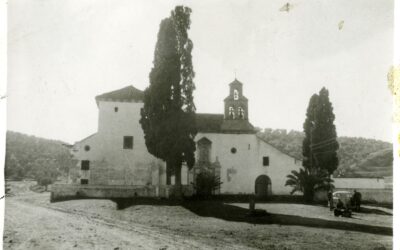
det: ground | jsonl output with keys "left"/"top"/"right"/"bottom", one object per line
{"left": 3, "top": 181, "right": 392, "bottom": 250}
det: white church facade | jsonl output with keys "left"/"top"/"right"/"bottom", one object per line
{"left": 71, "top": 79, "right": 302, "bottom": 196}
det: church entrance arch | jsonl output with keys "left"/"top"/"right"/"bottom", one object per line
{"left": 255, "top": 175, "right": 272, "bottom": 197}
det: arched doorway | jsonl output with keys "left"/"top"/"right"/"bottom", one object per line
{"left": 255, "top": 175, "right": 272, "bottom": 197}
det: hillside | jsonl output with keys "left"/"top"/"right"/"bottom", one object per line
{"left": 257, "top": 128, "right": 393, "bottom": 178}
{"left": 4, "top": 131, "right": 76, "bottom": 181}
{"left": 339, "top": 148, "right": 393, "bottom": 178}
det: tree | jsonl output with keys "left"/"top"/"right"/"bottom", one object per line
{"left": 4, "top": 154, "right": 24, "bottom": 180}
{"left": 31, "top": 158, "right": 60, "bottom": 191}
{"left": 286, "top": 88, "right": 338, "bottom": 202}
{"left": 313, "top": 88, "right": 339, "bottom": 175}
{"left": 140, "top": 6, "right": 196, "bottom": 197}
{"left": 193, "top": 172, "right": 222, "bottom": 198}
{"left": 285, "top": 169, "right": 334, "bottom": 202}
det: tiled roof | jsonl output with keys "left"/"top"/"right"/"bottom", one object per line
{"left": 196, "top": 113, "right": 255, "bottom": 134}
{"left": 220, "top": 120, "right": 255, "bottom": 133}
{"left": 95, "top": 85, "right": 144, "bottom": 105}
{"left": 196, "top": 113, "right": 224, "bottom": 133}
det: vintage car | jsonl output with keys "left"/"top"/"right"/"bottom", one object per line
{"left": 332, "top": 191, "right": 353, "bottom": 217}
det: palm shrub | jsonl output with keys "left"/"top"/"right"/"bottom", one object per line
{"left": 285, "top": 168, "right": 334, "bottom": 203}
{"left": 194, "top": 171, "right": 222, "bottom": 198}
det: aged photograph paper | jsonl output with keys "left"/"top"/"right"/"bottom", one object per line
{"left": 2, "top": 0, "right": 397, "bottom": 249}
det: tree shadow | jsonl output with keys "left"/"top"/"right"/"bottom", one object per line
{"left": 111, "top": 197, "right": 183, "bottom": 209}
{"left": 57, "top": 197, "right": 392, "bottom": 236}
{"left": 358, "top": 207, "right": 392, "bottom": 216}
{"left": 181, "top": 201, "right": 392, "bottom": 236}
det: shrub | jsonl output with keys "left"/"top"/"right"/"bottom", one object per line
{"left": 194, "top": 171, "right": 222, "bottom": 198}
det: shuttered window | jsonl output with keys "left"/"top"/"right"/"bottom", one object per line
{"left": 81, "top": 160, "right": 90, "bottom": 170}
{"left": 123, "top": 136, "right": 134, "bottom": 149}
{"left": 263, "top": 157, "right": 269, "bottom": 166}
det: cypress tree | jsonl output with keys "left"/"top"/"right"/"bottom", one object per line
{"left": 303, "top": 88, "right": 339, "bottom": 175}
{"left": 302, "top": 94, "right": 319, "bottom": 173}
{"left": 140, "top": 6, "right": 196, "bottom": 196}
{"left": 287, "top": 88, "right": 338, "bottom": 202}
{"left": 313, "top": 87, "right": 339, "bottom": 175}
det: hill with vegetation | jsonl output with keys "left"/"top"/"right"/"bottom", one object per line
{"left": 4, "top": 131, "right": 77, "bottom": 185}
{"left": 257, "top": 128, "right": 393, "bottom": 178}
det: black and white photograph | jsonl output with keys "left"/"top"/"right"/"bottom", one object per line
{"left": 1, "top": 0, "right": 398, "bottom": 249}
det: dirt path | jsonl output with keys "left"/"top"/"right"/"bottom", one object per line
{"left": 4, "top": 195, "right": 221, "bottom": 250}
{"left": 3, "top": 182, "right": 392, "bottom": 250}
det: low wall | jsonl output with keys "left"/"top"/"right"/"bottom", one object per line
{"left": 314, "top": 188, "right": 392, "bottom": 204}
{"left": 335, "top": 188, "right": 392, "bottom": 204}
{"left": 50, "top": 184, "right": 193, "bottom": 202}
{"left": 332, "top": 177, "right": 386, "bottom": 189}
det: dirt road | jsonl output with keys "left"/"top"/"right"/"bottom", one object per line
{"left": 3, "top": 182, "right": 392, "bottom": 250}
{"left": 4, "top": 194, "right": 221, "bottom": 250}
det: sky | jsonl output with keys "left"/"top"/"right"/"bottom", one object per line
{"left": 7, "top": 0, "right": 394, "bottom": 144}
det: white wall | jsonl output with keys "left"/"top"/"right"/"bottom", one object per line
{"left": 73, "top": 100, "right": 165, "bottom": 186}
{"left": 194, "top": 133, "right": 301, "bottom": 195}
{"left": 332, "top": 177, "right": 385, "bottom": 190}
{"left": 73, "top": 99, "right": 301, "bottom": 194}
{"left": 255, "top": 138, "right": 302, "bottom": 194}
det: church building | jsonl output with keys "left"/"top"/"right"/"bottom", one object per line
{"left": 71, "top": 79, "right": 302, "bottom": 196}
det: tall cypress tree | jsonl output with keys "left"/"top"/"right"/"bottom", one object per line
{"left": 303, "top": 88, "right": 339, "bottom": 175}
{"left": 313, "top": 87, "right": 339, "bottom": 175}
{"left": 140, "top": 6, "right": 196, "bottom": 196}
{"left": 287, "top": 88, "right": 338, "bottom": 202}
{"left": 302, "top": 94, "right": 319, "bottom": 173}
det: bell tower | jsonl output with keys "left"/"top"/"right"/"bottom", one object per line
{"left": 224, "top": 79, "right": 248, "bottom": 120}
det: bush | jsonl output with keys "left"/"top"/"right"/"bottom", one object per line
{"left": 193, "top": 172, "right": 222, "bottom": 198}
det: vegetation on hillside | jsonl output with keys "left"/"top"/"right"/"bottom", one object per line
{"left": 4, "top": 131, "right": 77, "bottom": 186}
{"left": 258, "top": 129, "right": 392, "bottom": 178}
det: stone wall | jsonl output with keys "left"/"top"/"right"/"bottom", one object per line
{"left": 314, "top": 188, "right": 392, "bottom": 204}
{"left": 50, "top": 184, "right": 193, "bottom": 202}
{"left": 334, "top": 188, "right": 392, "bottom": 204}
{"left": 332, "top": 177, "right": 386, "bottom": 189}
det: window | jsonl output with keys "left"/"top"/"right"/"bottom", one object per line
{"left": 263, "top": 157, "right": 269, "bottom": 166}
{"left": 114, "top": 107, "right": 119, "bottom": 112}
{"left": 123, "top": 136, "right": 134, "bottom": 149}
{"left": 228, "top": 107, "right": 235, "bottom": 119}
{"left": 233, "top": 89, "right": 239, "bottom": 100}
{"left": 80, "top": 179, "right": 89, "bottom": 185}
{"left": 227, "top": 168, "right": 237, "bottom": 182}
{"left": 84, "top": 145, "right": 90, "bottom": 151}
{"left": 81, "top": 160, "right": 90, "bottom": 170}
{"left": 198, "top": 137, "right": 212, "bottom": 163}
{"left": 238, "top": 107, "right": 245, "bottom": 119}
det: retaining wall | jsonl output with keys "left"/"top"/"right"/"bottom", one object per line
{"left": 332, "top": 177, "right": 386, "bottom": 189}
{"left": 334, "top": 188, "right": 392, "bottom": 204}
{"left": 314, "top": 188, "right": 392, "bottom": 204}
{"left": 50, "top": 184, "right": 193, "bottom": 202}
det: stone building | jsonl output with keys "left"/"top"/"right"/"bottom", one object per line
{"left": 192, "top": 79, "right": 302, "bottom": 195}
{"left": 71, "top": 79, "right": 302, "bottom": 196}
{"left": 72, "top": 86, "right": 165, "bottom": 187}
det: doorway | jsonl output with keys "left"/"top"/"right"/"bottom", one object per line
{"left": 255, "top": 175, "right": 271, "bottom": 197}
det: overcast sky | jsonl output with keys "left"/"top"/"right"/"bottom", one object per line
{"left": 7, "top": 0, "right": 394, "bottom": 143}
